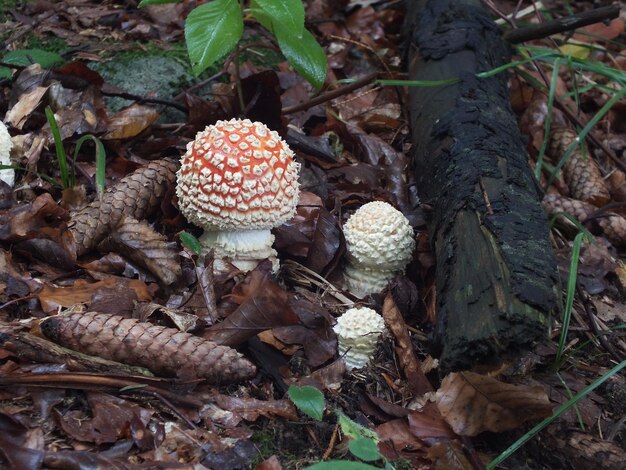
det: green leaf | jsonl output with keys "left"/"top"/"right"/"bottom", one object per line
{"left": 348, "top": 437, "right": 382, "bottom": 462}
{"left": 247, "top": 6, "right": 273, "bottom": 32}
{"left": 3, "top": 49, "right": 65, "bottom": 68}
{"left": 274, "top": 25, "right": 326, "bottom": 89}
{"left": 338, "top": 412, "right": 379, "bottom": 441}
{"left": 179, "top": 231, "right": 203, "bottom": 255}
{"left": 251, "top": 0, "right": 304, "bottom": 37}
{"left": 287, "top": 385, "right": 325, "bottom": 421}
{"left": 1, "top": 48, "right": 65, "bottom": 78}
{"left": 306, "top": 461, "right": 381, "bottom": 470}
{"left": 185, "top": 0, "right": 243, "bottom": 75}
{"left": 138, "top": 0, "right": 180, "bottom": 6}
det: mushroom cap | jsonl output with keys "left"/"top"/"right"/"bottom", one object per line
{"left": 343, "top": 201, "right": 415, "bottom": 270}
{"left": 333, "top": 306, "right": 385, "bottom": 370}
{"left": 176, "top": 119, "right": 300, "bottom": 231}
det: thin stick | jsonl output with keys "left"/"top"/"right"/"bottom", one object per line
{"left": 322, "top": 422, "right": 340, "bottom": 460}
{"left": 503, "top": 5, "right": 620, "bottom": 44}
{"left": 282, "top": 72, "right": 378, "bottom": 115}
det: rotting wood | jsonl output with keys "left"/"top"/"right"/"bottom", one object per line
{"left": 0, "top": 326, "right": 153, "bottom": 377}
{"left": 405, "top": 0, "right": 560, "bottom": 372}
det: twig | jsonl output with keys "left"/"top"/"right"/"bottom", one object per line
{"left": 322, "top": 422, "right": 340, "bottom": 460}
{"left": 282, "top": 72, "right": 378, "bottom": 115}
{"left": 102, "top": 88, "right": 188, "bottom": 113}
{"left": 503, "top": 5, "right": 620, "bottom": 44}
{"left": 578, "top": 285, "right": 624, "bottom": 363}
{"left": 0, "top": 372, "right": 202, "bottom": 408}
{"left": 174, "top": 70, "right": 225, "bottom": 100}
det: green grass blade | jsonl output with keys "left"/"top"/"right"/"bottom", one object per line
{"left": 0, "top": 164, "right": 60, "bottom": 187}
{"left": 556, "top": 231, "right": 586, "bottom": 364}
{"left": 44, "top": 106, "right": 72, "bottom": 189}
{"left": 556, "top": 372, "right": 585, "bottom": 430}
{"left": 487, "top": 359, "right": 626, "bottom": 469}
{"left": 74, "top": 135, "right": 106, "bottom": 199}
{"left": 535, "top": 58, "right": 562, "bottom": 181}
{"left": 548, "top": 212, "right": 595, "bottom": 242}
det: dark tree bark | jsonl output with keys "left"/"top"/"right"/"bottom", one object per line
{"left": 404, "top": 0, "right": 560, "bottom": 372}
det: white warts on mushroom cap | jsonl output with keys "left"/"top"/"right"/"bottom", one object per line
{"left": 176, "top": 118, "right": 300, "bottom": 272}
{"left": 343, "top": 201, "right": 415, "bottom": 297}
{"left": 333, "top": 306, "right": 385, "bottom": 370}
{"left": 0, "top": 122, "right": 14, "bottom": 187}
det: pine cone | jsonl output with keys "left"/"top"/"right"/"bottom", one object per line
{"left": 40, "top": 312, "right": 256, "bottom": 383}
{"left": 549, "top": 128, "right": 610, "bottom": 206}
{"left": 69, "top": 158, "right": 179, "bottom": 256}
{"left": 543, "top": 193, "right": 626, "bottom": 247}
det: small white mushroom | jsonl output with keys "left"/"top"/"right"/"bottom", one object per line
{"left": 333, "top": 306, "right": 385, "bottom": 370}
{"left": 343, "top": 201, "right": 415, "bottom": 297}
{"left": 0, "top": 121, "right": 14, "bottom": 187}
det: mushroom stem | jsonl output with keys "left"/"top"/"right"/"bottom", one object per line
{"left": 344, "top": 264, "right": 396, "bottom": 298}
{"left": 199, "top": 229, "right": 278, "bottom": 272}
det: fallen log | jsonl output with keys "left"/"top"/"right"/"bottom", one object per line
{"left": 404, "top": 0, "right": 560, "bottom": 372}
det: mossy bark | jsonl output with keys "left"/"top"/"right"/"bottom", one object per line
{"left": 405, "top": 0, "right": 560, "bottom": 373}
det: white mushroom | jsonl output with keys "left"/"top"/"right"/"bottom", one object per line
{"left": 333, "top": 306, "right": 385, "bottom": 370}
{"left": 0, "top": 121, "right": 14, "bottom": 187}
{"left": 176, "top": 119, "right": 300, "bottom": 272}
{"left": 343, "top": 201, "right": 415, "bottom": 297}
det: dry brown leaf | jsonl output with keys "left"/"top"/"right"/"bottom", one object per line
{"left": 98, "top": 216, "right": 181, "bottom": 286}
{"left": 435, "top": 372, "right": 553, "bottom": 436}
{"left": 37, "top": 277, "right": 153, "bottom": 313}
{"left": 382, "top": 292, "right": 433, "bottom": 395}
{"left": 0, "top": 193, "right": 70, "bottom": 243}
{"left": 407, "top": 404, "right": 455, "bottom": 439}
{"left": 103, "top": 104, "right": 160, "bottom": 140}
{"left": 203, "top": 271, "right": 298, "bottom": 347}
{"left": 57, "top": 392, "right": 153, "bottom": 445}
{"left": 134, "top": 302, "right": 204, "bottom": 333}
{"left": 426, "top": 440, "right": 475, "bottom": 470}
{"left": 205, "top": 391, "right": 299, "bottom": 423}
{"left": 376, "top": 418, "right": 429, "bottom": 466}
{"left": 5, "top": 86, "right": 49, "bottom": 129}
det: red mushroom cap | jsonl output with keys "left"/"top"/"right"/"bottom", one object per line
{"left": 176, "top": 119, "right": 300, "bottom": 231}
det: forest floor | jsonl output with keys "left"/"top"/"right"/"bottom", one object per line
{"left": 0, "top": 1, "right": 625, "bottom": 469}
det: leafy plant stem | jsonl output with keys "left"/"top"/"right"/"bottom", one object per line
{"left": 487, "top": 359, "right": 626, "bottom": 469}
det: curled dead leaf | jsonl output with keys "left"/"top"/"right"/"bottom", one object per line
{"left": 103, "top": 104, "right": 159, "bottom": 140}
{"left": 435, "top": 372, "right": 553, "bottom": 436}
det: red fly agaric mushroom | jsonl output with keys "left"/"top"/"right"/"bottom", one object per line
{"left": 176, "top": 118, "right": 300, "bottom": 272}
{"left": 343, "top": 201, "right": 415, "bottom": 297}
